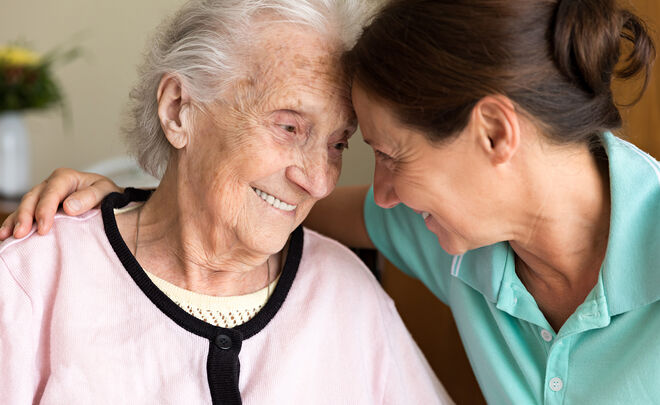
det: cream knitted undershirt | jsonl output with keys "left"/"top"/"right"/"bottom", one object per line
{"left": 146, "top": 271, "right": 279, "bottom": 328}
{"left": 115, "top": 204, "right": 280, "bottom": 328}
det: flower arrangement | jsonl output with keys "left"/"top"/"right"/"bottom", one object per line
{"left": 0, "top": 44, "right": 79, "bottom": 113}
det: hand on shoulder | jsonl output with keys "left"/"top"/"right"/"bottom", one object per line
{"left": 0, "top": 168, "right": 121, "bottom": 241}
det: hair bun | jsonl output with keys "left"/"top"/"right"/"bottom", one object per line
{"left": 553, "top": 0, "right": 621, "bottom": 95}
{"left": 553, "top": 0, "right": 655, "bottom": 101}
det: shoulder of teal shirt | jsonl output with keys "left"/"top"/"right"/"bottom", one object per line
{"left": 599, "top": 132, "right": 660, "bottom": 315}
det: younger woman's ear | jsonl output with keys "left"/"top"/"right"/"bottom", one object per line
{"left": 157, "top": 74, "right": 191, "bottom": 149}
{"left": 471, "top": 95, "right": 520, "bottom": 164}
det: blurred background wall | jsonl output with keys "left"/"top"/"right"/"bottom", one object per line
{"left": 0, "top": 0, "right": 375, "bottom": 188}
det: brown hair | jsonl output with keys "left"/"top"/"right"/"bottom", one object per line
{"left": 344, "top": 0, "right": 656, "bottom": 144}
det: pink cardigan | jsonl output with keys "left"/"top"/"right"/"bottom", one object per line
{"left": 0, "top": 191, "right": 451, "bottom": 404}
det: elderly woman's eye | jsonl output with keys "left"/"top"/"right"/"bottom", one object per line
{"left": 334, "top": 141, "right": 349, "bottom": 151}
{"left": 279, "top": 124, "right": 297, "bottom": 133}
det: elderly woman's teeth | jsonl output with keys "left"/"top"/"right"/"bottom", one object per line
{"left": 422, "top": 212, "right": 430, "bottom": 220}
{"left": 253, "top": 187, "right": 297, "bottom": 212}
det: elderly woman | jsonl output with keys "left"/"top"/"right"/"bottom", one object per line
{"left": 0, "top": 1, "right": 451, "bottom": 403}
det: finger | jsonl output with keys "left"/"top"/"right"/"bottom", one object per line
{"left": 0, "top": 212, "right": 17, "bottom": 240}
{"left": 62, "top": 178, "right": 122, "bottom": 215}
{"left": 31, "top": 167, "right": 96, "bottom": 232}
{"left": 46, "top": 167, "right": 83, "bottom": 195}
{"left": 32, "top": 169, "right": 87, "bottom": 236}
{"left": 34, "top": 182, "right": 71, "bottom": 236}
{"left": 12, "top": 182, "right": 48, "bottom": 239}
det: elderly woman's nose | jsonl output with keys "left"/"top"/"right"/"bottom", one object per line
{"left": 286, "top": 158, "right": 334, "bottom": 199}
{"left": 373, "top": 165, "right": 400, "bottom": 209}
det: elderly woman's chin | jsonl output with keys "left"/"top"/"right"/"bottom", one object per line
{"left": 243, "top": 224, "right": 296, "bottom": 254}
{"left": 237, "top": 195, "right": 312, "bottom": 255}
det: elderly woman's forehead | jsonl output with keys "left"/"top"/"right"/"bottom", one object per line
{"left": 236, "top": 30, "right": 347, "bottom": 95}
{"left": 250, "top": 23, "right": 342, "bottom": 73}
{"left": 221, "top": 22, "right": 352, "bottom": 119}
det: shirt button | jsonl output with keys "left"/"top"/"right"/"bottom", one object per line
{"left": 215, "top": 334, "right": 232, "bottom": 350}
{"left": 541, "top": 329, "right": 553, "bottom": 342}
{"left": 549, "top": 377, "right": 563, "bottom": 392}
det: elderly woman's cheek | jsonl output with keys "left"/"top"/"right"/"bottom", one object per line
{"left": 323, "top": 158, "right": 342, "bottom": 196}
{"left": 304, "top": 144, "right": 340, "bottom": 196}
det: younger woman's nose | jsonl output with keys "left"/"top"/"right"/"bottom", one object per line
{"left": 373, "top": 164, "right": 400, "bottom": 209}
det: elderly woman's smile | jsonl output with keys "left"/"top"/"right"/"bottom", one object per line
{"left": 252, "top": 187, "right": 297, "bottom": 212}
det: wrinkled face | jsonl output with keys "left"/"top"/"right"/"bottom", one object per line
{"left": 179, "top": 23, "right": 356, "bottom": 255}
{"left": 352, "top": 83, "right": 498, "bottom": 255}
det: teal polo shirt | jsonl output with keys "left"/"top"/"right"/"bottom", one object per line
{"left": 364, "top": 132, "right": 660, "bottom": 404}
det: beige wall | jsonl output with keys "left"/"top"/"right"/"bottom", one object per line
{"left": 0, "top": 0, "right": 374, "bottom": 188}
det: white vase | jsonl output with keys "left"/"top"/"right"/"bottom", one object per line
{"left": 0, "top": 112, "right": 31, "bottom": 198}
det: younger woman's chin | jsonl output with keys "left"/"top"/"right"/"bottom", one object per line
{"left": 433, "top": 233, "right": 471, "bottom": 256}
{"left": 438, "top": 242, "right": 469, "bottom": 256}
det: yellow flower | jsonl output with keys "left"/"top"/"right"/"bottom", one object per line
{"left": 0, "top": 46, "right": 41, "bottom": 66}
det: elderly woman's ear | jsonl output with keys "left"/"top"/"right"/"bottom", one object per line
{"left": 157, "top": 74, "right": 192, "bottom": 149}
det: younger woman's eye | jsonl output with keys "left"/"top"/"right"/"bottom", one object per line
{"left": 375, "top": 150, "right": 392, "bottom": 160}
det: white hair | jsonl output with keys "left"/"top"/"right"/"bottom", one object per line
{"left": 124, "top": 0, "right": 378, "bottom": 178}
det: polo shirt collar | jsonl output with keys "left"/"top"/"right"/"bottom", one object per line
{"left": 450, "top": 242, "right": 510, "bottom": 304}
{"left": 599, "top": 132, "right": 660, "bottom": 315}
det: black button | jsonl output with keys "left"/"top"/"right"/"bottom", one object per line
{"left": 215, "top": 334, "right": 232, "bottom": 350}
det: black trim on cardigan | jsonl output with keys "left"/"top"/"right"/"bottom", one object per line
{"left": 101, "top": 188, "right": 303, "bottom": 405}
